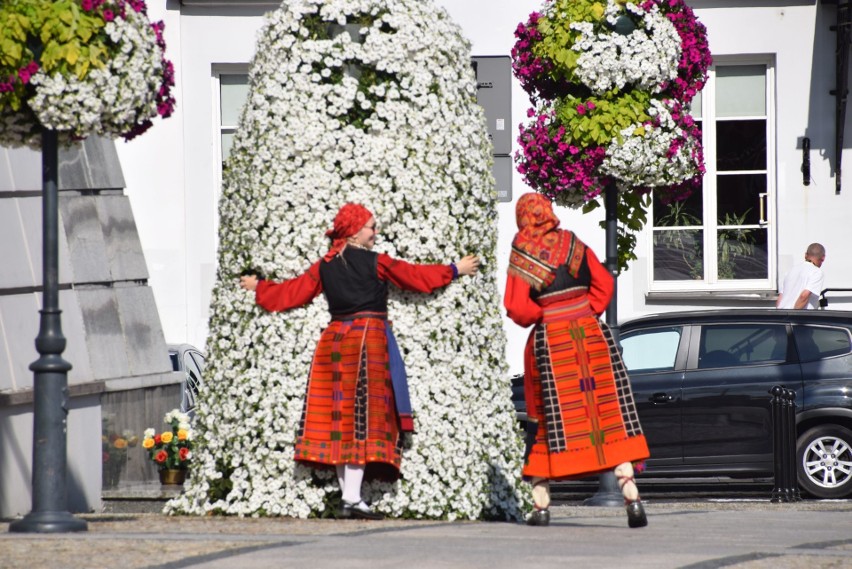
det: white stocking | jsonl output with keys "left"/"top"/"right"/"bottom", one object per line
{"left": 342, "top": 464, "right": 365, "bottom": 505}
{"left": 531, "top": 477, "right": 551, "bottom": 510}
{"left": 615, "top": 462, "right": 640, "bottom": 502}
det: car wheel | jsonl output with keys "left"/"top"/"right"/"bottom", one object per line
{"left": 796, "top": 424, "right": 852, "bottom": 499}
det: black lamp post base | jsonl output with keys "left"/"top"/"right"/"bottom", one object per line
{"left": 9, "top": 510, "right": 88, "bottom": 533}
{"left": 582, "top": 471, "right": 624, "bottom": 507}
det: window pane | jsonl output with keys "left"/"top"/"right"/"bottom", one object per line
{"left": 221, "top": 131, "right": 235, "bottom": 163}
{"left": 690, "top": 91, "right": 702, "bottom": 120}
{"left": 620, "top": 327, "right": 682, "bottom": 372}
{"left": 699, "top": 324, "right": 787, "bottom": 368}
{"left": 716, "top": 65, "right": 766, "bottom": 117}
{"left": 220, "top": 74, "right": 250, "bottom": 126}
{"left": 717, "top": 174, "right": 766, "bottom": 225}
{"left": 716, "top": 120, "right": 766, "bottom": 171}
{"left": 717, "top": 227, "right": 767, "bottom": 280}
{"left": 654, "top": 188, "right": 703, "bottom": 226}
{"left": 653, "top": 229, "right": 703, "bottom": 280}
{"left": 794, "top": 326, "right": 852, "bottom": 362}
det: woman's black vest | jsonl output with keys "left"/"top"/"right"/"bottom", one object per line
{"left": 530, "top": 251, "right": 592, "bottom": 300}
{"left": 319, "top": 247, "right": 388, "bottom": 317}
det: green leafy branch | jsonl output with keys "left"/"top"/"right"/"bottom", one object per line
{"left": 583, "top": 188, "right": 651, "bottom": 273}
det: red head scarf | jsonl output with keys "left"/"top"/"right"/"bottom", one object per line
{"left": 324, "top": 203, "right": 373, "bottom": 261}
{"left": 508, "top": 193, "right": 584, "bottom": 290}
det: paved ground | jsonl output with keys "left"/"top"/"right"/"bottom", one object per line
{"left": 1, "top": 500, "right": 850, "bottom": 569}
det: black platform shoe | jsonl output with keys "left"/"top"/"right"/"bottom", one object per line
{"left": 341, "top": 500, "right": 385, "bottom": 520}
{"left": 526, "top": 508, "right": 550, "bottom": 526}
{"left": 625, "top": 500, "right": 647, "bottom": 528}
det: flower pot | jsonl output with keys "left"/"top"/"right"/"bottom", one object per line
{"left": 159, "top": 469, "right": 187, "bottom": 486}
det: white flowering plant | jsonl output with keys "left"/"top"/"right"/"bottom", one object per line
{"left": 166, "top": 0, "right": 528, "bottom": 521}
{"left": 570, "top": 2, "right": 681, "bottom": 96}
{"left": 0, "top": 0, "right": 175, "bottom": 149}
{"left": 512, "top": 0, "right": 711, "bottom": 271}
{"left": 601, "top": 98, "right": 703, "bottom": 188}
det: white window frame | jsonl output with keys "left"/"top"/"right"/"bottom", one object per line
{"left": 649, "top": 56, "right": 777, "bottom": 293}
{"left": 212, "top": 63, "right": 250, "bottom": 239}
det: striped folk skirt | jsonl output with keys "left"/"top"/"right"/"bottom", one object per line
{"left": 522, "top": 296, "right": 649, "bottom": 480}
{"left": 294, "top": 317, "right": 403, "bottom": 481}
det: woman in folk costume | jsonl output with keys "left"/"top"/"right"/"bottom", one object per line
{"left": 240, "top": 203, "right": 479, "bottom": 520}
{"left": 503, "top": 193, "right": 650, "bottom": 528}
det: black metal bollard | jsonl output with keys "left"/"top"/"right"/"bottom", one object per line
{"left": 770, "top": 386, "right": 785, "bottom": 502}
{"left": 784, "top": 389, "right": 801, "bottom": 502}
{"left": 769, "top": 386, "right": 800, "bottom": 502}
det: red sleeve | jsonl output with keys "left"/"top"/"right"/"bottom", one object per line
{"left": 376, "top": 253, "right": 453, "bottom": 293}
{"left": 254, "top": 261, "right": 323, "bottom": 312}
{"left": 586, "top": 248, "right": 614, "bottom": 316}
{"left": 503, "top": 273, "right": 543, "bottom": 328}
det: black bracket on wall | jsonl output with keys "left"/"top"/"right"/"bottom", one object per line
{"left": 829, "top": 0, "right": 852, "bottom": 194}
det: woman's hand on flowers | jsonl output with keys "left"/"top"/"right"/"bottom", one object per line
{"left": 240, "top": 275, "right": 259, "bottom": 291}
{"left": 455, "top": 255, "right": 480, "bottom": 277}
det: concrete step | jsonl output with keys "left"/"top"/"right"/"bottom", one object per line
{"left": 101, "top": 480, "right": 185, "bottom": 514}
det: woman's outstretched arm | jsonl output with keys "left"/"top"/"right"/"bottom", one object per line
{"left": 240, "top": 261, "right": 323, "bottom": 312}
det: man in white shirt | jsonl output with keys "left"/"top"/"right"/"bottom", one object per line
{"left": 776, "top": 243, "right": 826, "bottom": 309}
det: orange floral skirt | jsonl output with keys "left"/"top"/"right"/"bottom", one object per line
{"left": 522, "top": 297, "right": 649, "bottom": 481}
{"left": 294, "top": 317, "right": 402, "bottom": 481}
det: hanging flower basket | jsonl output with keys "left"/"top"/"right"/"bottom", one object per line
{"left": 0, "top": 0, "right": 175, "bottom": 149}
{"left": 512, "top": 0, "right": 712, "bottom": 270}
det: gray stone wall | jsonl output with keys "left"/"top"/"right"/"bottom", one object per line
{"left": 0, "top": 137, "right": 183, "bottom": 517}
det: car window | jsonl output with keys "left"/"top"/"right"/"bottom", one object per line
{"left": 698, "top": 324, "right": 788, "bottom": 369}
{"left": 620, "top": 327, "right": 681, "bottom": 372}
{"left": 182, "top": 351, "right": 203, "bottom": 414}
{"left": 793, "top": 325, "right": 852, "bottom": 362}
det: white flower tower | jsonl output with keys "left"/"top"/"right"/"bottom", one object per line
{"left": 167, "top": 0, "right": 527, "bottom": 520}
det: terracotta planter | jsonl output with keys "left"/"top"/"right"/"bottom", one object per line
{"left": 158, "top": 468, "right": 187, "bottom": 486}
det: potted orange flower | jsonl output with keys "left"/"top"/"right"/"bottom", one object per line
{"left": 142, "top": 409, "right": 193, "bottom": 485}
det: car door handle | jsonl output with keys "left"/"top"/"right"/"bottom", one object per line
{"left": 649, "top": 393, "right": 674, "bottom": 404}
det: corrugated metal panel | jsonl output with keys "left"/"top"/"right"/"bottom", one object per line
{"left": 97, "top": 196, "right": 149, "bottom": 282}
{"left": 59, "top": 196, "right": 112, "bottom": 284}
{"left": 0, "top": 294, "right": 39, "bottom": 390}
{"left": 59, "top": 289, "right": 95, "bottom": 385}
{"left": 18, "top": 196, "right": 74, "bottom": 286}
{"left": 115, "top": 286, "right": 172, "bottom": 376}
{"left": 77, "top": 288, "right": 130, "bottom": 381}
{"left": 0, "top": 199, "right": 36, "bottom": 289}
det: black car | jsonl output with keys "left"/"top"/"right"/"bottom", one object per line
{"left": 617, "top": 309, "right": 852, "bottom": 499}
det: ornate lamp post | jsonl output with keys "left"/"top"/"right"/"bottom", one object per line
{"left": 581, "top": 183, "right": 626, "bottom": 507}
{"left": 581, "top": 14, "right": 637, "bottom": 509}
{"left": 10, "top": 129, "right": 87, "bottom": 533}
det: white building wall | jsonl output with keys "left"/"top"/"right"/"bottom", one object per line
{"left": 116, "top": 2, "right": 189, "bottom": 345}
{"left": 115, "top": 1, "right": 852, "bottom": 378}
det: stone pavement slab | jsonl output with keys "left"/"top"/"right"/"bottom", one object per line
{"left": 1, "top": 500, "right": 850, "bottom": 569}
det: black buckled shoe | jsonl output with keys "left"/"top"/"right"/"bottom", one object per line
{"left": 626, "top": 500, "right": 648, "bottom": 528}
{"left": 341, "top": 501, "right": 385, "bottom": 520}
{"left": 526, "top": 508, "right": 550, "bottom": 526}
